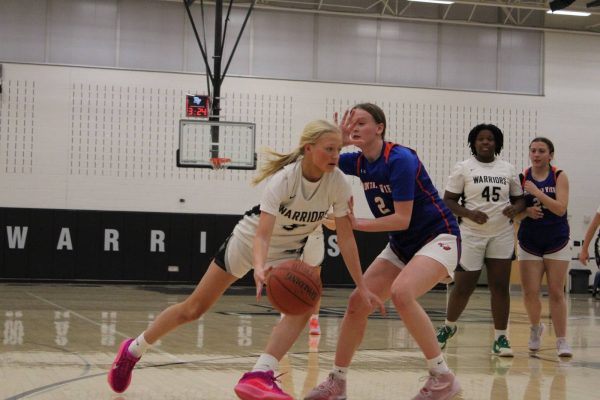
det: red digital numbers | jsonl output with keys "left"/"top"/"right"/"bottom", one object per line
{"left": 187, "top": 107, "right": 207, "bottom": 117}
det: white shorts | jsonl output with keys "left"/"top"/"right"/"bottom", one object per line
{"left": 377, "top": 233, "right": 459, "bottom": 284}
{"left": 302, "top": 230, "right": 325, "bottom": 267}
{"left": 219, "top": 234, "right": 299, "bottom": 278}
{"left": 460, "top": 228, "right": 515, "bottom": 271}
{"left": 517, "top": 243, "right": 572, "bottom": 262}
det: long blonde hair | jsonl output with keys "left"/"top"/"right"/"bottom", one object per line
{"left": 252, "top": 120, "right": 340, "bottom": 185}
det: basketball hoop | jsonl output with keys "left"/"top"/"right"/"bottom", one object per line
{"left": 210, "top": 157, "right": 231, "bottom": 170}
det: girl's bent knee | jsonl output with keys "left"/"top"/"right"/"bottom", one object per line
{"left": 390, "top": 289, "right": 414, "bottom": 311}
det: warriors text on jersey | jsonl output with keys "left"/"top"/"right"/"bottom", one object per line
{"left": 446, "top": 157, "right": 522, "bottom": 237}
{"left": 339, "top": 142, "right": 459, "bottom": 262}
{"left": 233, "top": 160, "right": 351, "bottom": 258}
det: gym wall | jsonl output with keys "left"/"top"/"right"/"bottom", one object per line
{"left": 1, "top": 20, "right": 600, "bottom": 283}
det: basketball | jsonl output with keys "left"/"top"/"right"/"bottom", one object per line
{"left": 266, "top": 260, "right": 322, "bottom": 315}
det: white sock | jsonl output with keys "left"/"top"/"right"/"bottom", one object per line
{"left": 444, "top": 319, "right": 457, "bottom": 328}
{"left": 427, "top": 354, "right": 450, "bottom": 375}
{"left": 311, "top": 314, "right": 319, "bottom": 320}
{"left": 331, "top": 365, "right": 348, "bottom": 380}
{"left": 252, "top": 353, "right": 279, "bottom": 372}
{"left": 128, "top": 333, "right": 150, "bottom": 358}
{"left": 495, "top": 329, "right": 508, "bottom": 340}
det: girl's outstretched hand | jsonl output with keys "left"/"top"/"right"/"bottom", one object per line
{"left": 334, "top": 110, "right": 365, "bottom": 147}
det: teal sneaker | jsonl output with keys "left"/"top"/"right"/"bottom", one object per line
{"left": 492, "top": 335, "right": 514, "bottom": 357}
{"left": 436, "top": 324, "right": 457, "bottom": 350}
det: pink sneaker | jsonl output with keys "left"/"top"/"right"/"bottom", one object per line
{"left": 412, "top": 372, "right": 461, "bottom": 400}
{"left": 304, "top": 373, "right": 346, "bottom": 400}
{"left": 107, "top": 338, "right": 140, "bottom": 393}
{"left": 234, "top": 370, "right": 293, "bottom": 400}
{"left": 309, "top": 317, "right": 321, "bottom": 335}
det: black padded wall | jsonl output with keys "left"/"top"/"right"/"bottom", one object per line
{"left": 0, "top": 207, "right": 387, "bottom": 286}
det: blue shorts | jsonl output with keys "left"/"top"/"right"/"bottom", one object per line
{"left": 517, "top": 226, "right": 569, "bottom": 257}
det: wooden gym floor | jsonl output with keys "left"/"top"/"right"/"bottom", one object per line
{"left": 1, "top": 283, "right": 600, "bottom": 399}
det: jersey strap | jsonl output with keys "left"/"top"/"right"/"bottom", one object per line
{"left": 355, "top": 142, "right": 399, "bottom": 176}
{"left": 520, "top": 166, "right": 561, "bottom": 188}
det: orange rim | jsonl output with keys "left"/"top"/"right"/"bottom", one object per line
{"left": 209, "top": 157, "right": 232, "bottom": 169}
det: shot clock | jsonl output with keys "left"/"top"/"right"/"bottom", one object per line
{"left": 185, "top": 95, "right": 210, "bottom": 117}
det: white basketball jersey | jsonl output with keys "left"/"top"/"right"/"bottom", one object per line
{"left": 233, "top": 160, "right": 351, "bottom": 257}
{"left": 446, "top": 157, "right": 522, "bottom": 236}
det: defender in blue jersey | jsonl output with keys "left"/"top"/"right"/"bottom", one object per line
{"left": 517, "top": 137, "right": 572, "bottom": 358}
{"left": 338, "top": 143, "right": 459, "bottom": 263}
{"left": 305, "top": 104, "right": 462, "bottom": 400}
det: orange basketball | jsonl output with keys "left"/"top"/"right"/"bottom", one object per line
{"left": 266, "top": 260, "right": 322, "bottom": 315}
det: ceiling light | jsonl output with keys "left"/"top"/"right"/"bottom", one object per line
{"left": 408, "top": 0, "right": 454, "bottom": 4}
{"left": 546, "top": 10, "right": 592, "bottom": 16}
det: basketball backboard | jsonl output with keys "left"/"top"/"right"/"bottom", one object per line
{"left": 177, "top": 119, "right": 256, "bottom": 170}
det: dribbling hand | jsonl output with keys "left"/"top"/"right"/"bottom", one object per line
{"left": 253, "top": 264, "right": 273, "bottom": 301}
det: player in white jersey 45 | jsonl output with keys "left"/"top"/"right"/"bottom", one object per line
{"left": 107, "top": 120, "right": 384, "bottom": 400}
{"left": 436, "top": 124, "right": 524, "bottom": 356}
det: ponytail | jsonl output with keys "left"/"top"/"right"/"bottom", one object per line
{"left": 252, "top": 120, "right": 340, "bottom": 186}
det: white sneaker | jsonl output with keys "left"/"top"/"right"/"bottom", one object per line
{"left": 556, "top": 338, "right": 573, "bottom": 358}
{"left": 529, "top": 323, "right": 545, "bottom": 352}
